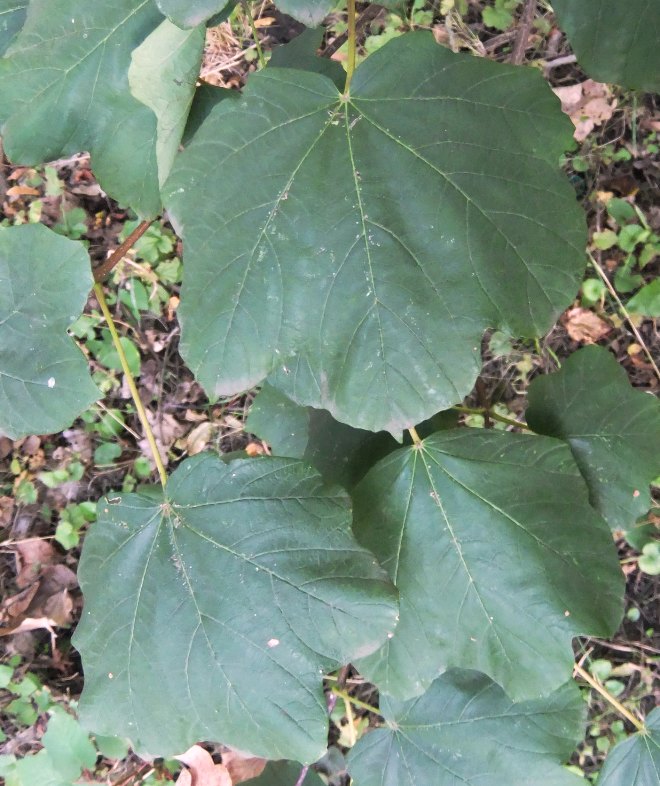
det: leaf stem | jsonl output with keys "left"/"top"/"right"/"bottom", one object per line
{"left": 93, "top": 220, "right": 153, "bottom": 283}
{"left": 344, "top": 0, "right": 357, "bottom": 94}
{"left": 244, "top": 1, "right": 266, "bottom": 69}
{"left": 93, "top": 282, "right": 167, "bottom": 489}
{"left": 452, "top": 405, "right": 528, "bottom": 430}
{"left": 332, "top": 687, "right": 382, "bottom": 717}
{"left": 408, "top": 426, "right": 422, "bottom": 445}
{"left": 573, "top": 663, "right": 646, "bottom": 733}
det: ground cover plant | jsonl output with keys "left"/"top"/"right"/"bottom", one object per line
{"left": 0, "top": 1, "right": 659, "bottom": 784}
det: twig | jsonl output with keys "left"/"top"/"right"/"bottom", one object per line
{"left": 294, "top": 766, "right": 310, "bottom": 786}
{"left": 573, "top": 662, "right": 646, "bottom": 733}
{"left": 543, "top": 53, "right": 577, "bottom": 72}
{"left": 588, "top": 252, "right": 660, "bottom": 382}
{"left": 332, "top": 687, "right": 383, "bottom": 718}
{"left": 511, "top": 0, "right": 536, "bottom": 65}
{"left": 452, "top": 405, "right": 529, "bottom": 430}
{"left": 93, "top": 219, "right": 153, "bottom": 283}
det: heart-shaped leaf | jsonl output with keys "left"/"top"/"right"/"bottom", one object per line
{"left": 347, "top": 670, "right": 585, "bottom": 786}
{"left": 552, "top": 0, "right": 660, "bottom": 92}
{"left": 351, "top": 429, "right": 623, "bottom": 701}
{"left": 0, "top": 0, "right": 163, "bottom": 217}
{"left": 164, "top": 32, "right": 585, "bottom": 434}
{"left": 74, "top": 454, "right": 398, "bottom": 762}
{"left": 597, "top": 708, "right": 660, "bottom": 786}
{"left": 0, "top": 225, "right": 99, "bottom": 439}
{"left": 526, "top": 346, "right": 660, "bottom": 532}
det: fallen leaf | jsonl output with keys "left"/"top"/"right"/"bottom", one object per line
{"left": 221, "top": 750, "right": 267, "bottom": 783}
{"left": 553, "top": 80, "right": 617, "bottom": 142}
{"left": 564, "top": 307, "right": 611, "bottom": 344}
{"left": 6, "top": 185, "right": 41, "bottom": 197}
{"left": 175, "top": 745, "right": 232, "bottom": 786}
{"left": 244, "top": 442, "right": 267, "bottom": 457}
{"left": 15, "top": 539, "right": 58, "bottom": 588}
{"left": 186, "top": 422, "right": 214, "bottom": 456}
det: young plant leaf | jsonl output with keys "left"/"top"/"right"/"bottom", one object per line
{"left": 351, "top": 429, "right": 623, "bottom": 701}
{"left": 74, "top": 454, "right": 398, "bottom": 762}
{"left": 129, "top": 19, "right": 205, "bottom": 187}
{"left": 526, "top": 346, "right": 660, "bottom": 532}
{"left": 164, "top": 32, "right": 585, "bottom": 435}
{"left": 0, "top": 225, "right": 99, "bottom": 439}
{"left": 597, "top": 708, "right": 660, "bottom": 786}
{"left": 154, "top": 0, "right": 233, "bottom": 28}
{"left": 552, "top": 0, "right": 660, "bottom": 92}
{"left": 0, "top": 0, "right": 163, "bottom": 217}
{"left": 347, "top": 670, "right": 585, "bottom": 786}
{"left": 0, "top": 0, "right": 26, "bottom": 55}
{"left": 246, "top": 382, "right": 397, "bottom": 488}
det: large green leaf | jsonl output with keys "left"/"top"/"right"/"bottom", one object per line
{"left": 154, "top": 0, "right": 233, "bottom": 28}
{"left": 275, "top": 0, "right": 334, "bottom": 26}
{"left": 246, "top": 761, "right": 324, "bottom": 785}
{"left": 597, "top": 709, "right": 660, "bottom": 786}
{"left": 552, "top": 0, "right": 660, "bottom": 93}
{"left": 0, "top": 0, "right": 163, "bottom": 217}
{"left": 246, "top": 382, "right": 397, "bottom": 487}
{"left": 164, "top": 32, "right": 585, "bottom": 434}
{"left": 74, "top": 454, "right": 398, "bottom": 762}
{"left": 347, "top": 670, "right": 584, "bottom": 786}
{"left": 0, "top": 0, "right": 26, "bottom": 55}
{"left": 129, "top": 18, "right": 205, "bottom": 187}
{"left": 0, "top": 225, "right": 99, "bottom": 440}
{"left": 351, "top": 429, "right": 623, "bottom": 701}
{"left": 526, "top": 346, "right": 660, "bottom": 533}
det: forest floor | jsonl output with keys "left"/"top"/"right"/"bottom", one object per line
{"left": 0, "top": 2, "right": 658, "bottom": 785}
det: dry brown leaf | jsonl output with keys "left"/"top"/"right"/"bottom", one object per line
{"left": 186, "top": 422, "right": 214, "bottom": 456}
{"left": 221, "top": 750, "right": 266, "bottom": 783}
{"left": 553, "top": 80, "right": 617, "bottom": 142}
{"left": 175, "top": 745, "right": 232, "bottom": 786}
{"left": 6, "top": 185, "right": 41, "bottom": 197}
{"left": 564, "top": 307, "right": 611, "bottom": 344}
{"left": 244, "top": 442, "right": 267, "bottom": 457}
{"left": 0, "top": 495, "right": 15, "bottom": 528}
{"left": 15, "top": 539, "right": 58, "bottom": 588}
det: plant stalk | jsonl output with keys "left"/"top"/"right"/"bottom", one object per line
{"left": 243, "top": 1, "right": 266, "bottom": 69}
{"left": 332, "top": 687, "right": 382, "bottom": 717}
{"left": 93, "top": 219, "right": 153, "bottom": 283}
{"left": 573, "top": 663, "right": 646, "bottom": 733}
{"left": 344, "top": 0, "right": 357, "bottom": 93}
{"left": 93, "top": 282, "right": 168, "bottom": 489}
{"left": 408, "top": 426, "right": 422, "bottom": 445}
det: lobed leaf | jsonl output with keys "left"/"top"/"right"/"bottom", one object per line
{"left": 0, "top": 0, "right": 164, "bottom": 217}
{"left": 0, "top": 225, "right": 99, "bottom": 440}
{"left": 347, "top": 669, "right": 585, "bottom": 786}
{"left": 526, "top": 346, "right": 660, "bottom": 532}
{"left": 552, "top": 0, "right": 660, "bottom": 93}
{"left": 351, "top": 429, "right": 623, "bottom": 701}
{"left": 597, "top": 709, "right": 660, "bottom": 786}
{"left": 164, "top": 32, "right": 586, "bottom": 434}
{"left": 154, "top": 0, "right": 233, "bottom": 28}
{"left": 74, "top": 454, "right": 398, "bottom": 762}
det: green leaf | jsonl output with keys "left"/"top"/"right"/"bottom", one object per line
{"left": 74, "top": 454, "right": 398, "bottom": 762}
{"left": 129, "top": 19, "right": 205, "bottom": 187}
{"left": 0, "top": 0, "right": 26, "bottom": 55}
{"left": 627, "top": 280, "right": 660, "bottom": 317}
{"left": 93, "top": 735, "right": 130, "bottom": 760}
{"left": 0, "top": 225, "right": 99, "bottom": 440}
{"left": 351, "top": 429, "right": 623, "bottom": 701}
{"left": 269, "top": 27, "right": 344, "bottom": 89}
{"left": 0, "top": 0, "right": 163, "bottom": 218}
{"left": 42, "top": 708, "right": 97, "bottom": 781}
{"left": 597, "top": 708, "right": 660, "bottom": 786}
{"left": 552, "top": 0, "right": 660, "bottom": 92}
{"left": 347, "top": 670, "right": 585, "bottom": 786}
{"left": 154, "top": 0, "right": 233, "bottom": 28}
{"left": 12, "top": 751, "right": 71, "bottom": 786}
{"left": 526, "top": 346, "right": 660, "bottom": 532}
{"left": 638, "top": 542, "right": 660, "bottom": 576}
{"left": 164, "top": 32, "right": 585, "bottom": 434}
{"left": 275, "top": 0, "right": 334, "bottom": 26}
{"left": 245, "top": 761, "right": 324, "bottom": 785}
{"left": 97, "top": 336, "right": 141, "bottom": 378}
{"left": 247, "top": 383, "right": 397, "bottom": 488}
